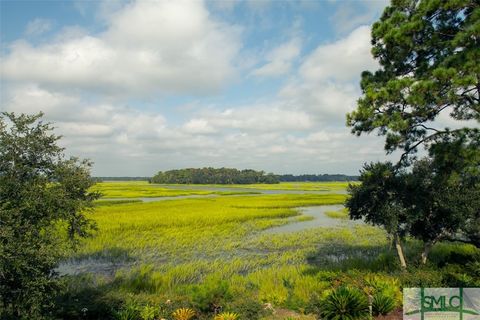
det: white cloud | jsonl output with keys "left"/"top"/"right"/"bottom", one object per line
{"left": 277, "top": 26, "right": 377, "bottom": 125}
{"left": 1, "top": 6, "right": 393, "bottom": 176}
{"left": 183, "top": 119, "right": 217, "bottom": 134}
{"left": 2, "top": 0, "right": 241, "bottom": 96}
{"left": 252, "top": 38, "right": 301, "bottom": 77}
{"left": 3, "top": 84, "right": 374, "bottom": 175}
{"left": 24, "top": 18, "right": 53, "bottom": 36}
{"left": 299, "top": 25, "right": 376, "bottom": 83}
{"left": 188, "top": 104, "right": 312, "bottom": 132}
{"left": 330, "top": 0, "right": 388, "bottom": 35}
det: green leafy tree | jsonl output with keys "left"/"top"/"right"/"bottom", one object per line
{"left": 347, "top": 141, "right": 479, "bottom": 265}
{"left": 347, "top": 0, "right": 479, "bottom": 162}
{"left": 346, "top": 162, "right": 409, "bottom": 269}
{"left": 346, "top": 0, "right": 480, "bottom": 265}
{"left": 0, "top": 112, "right": 99, "bottom": 319}
{"left": 405, "top": 136, "right": 480, "bottom": 262}
{"left": 151, "top": 167, "right": 280, "bottom": 184}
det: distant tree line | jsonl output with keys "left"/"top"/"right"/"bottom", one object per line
{"left": 150, "top": 168, "right": 359, "bottom": 184}
{"left": 151, "top": 168, "right": 279, "bottom": 184}
{"left": 277, "top": 174, "right": 358, "bottom": 182}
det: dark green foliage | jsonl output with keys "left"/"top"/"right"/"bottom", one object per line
{"left": 346, "top": 162, "right": 407, "bottom": 236}
{"left": 191, "top": 277, "right": 233, "bottom": 313}
{"left": 0, "top": 112, "right": 99, "bottom": 319}
{"left": 151, "top": 167, "right": 279, "bottom": 184}
{"left": 345, "top": 0, "right": 480, "bottom": 266}
{"left": 397, "top": 267, "right": 446, "bottom": 288}
{"left": 319, "top": 286, "right": 369, "bottom": 320}
{"left": 54, "top": 275, "right": 122, "bottom": 320}
{"left": 224, "top": 296, "right": 266, "bottom": 320}
{"left": 114, "top": 301, "right": 140, "bottom": 320}
{"left": 346, "top": 162, "right": 409, "bottom": 268}
{"left": 372, "top": 292, "right": 396, "bottom": 316}
{"left": 347, "top": 146, "right": 479, "bottom": 266}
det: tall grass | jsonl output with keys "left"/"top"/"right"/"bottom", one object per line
{"left": 91, "top": 181, "right": 257, "bottom": 198}
{"left": 58, "top": 184, "right": 479, "bottom": 319}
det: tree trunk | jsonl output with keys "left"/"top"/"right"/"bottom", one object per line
{"left": 421, "top": 241, "right": 434, "bottom": 264}
{"left": 394, "top": 233, "right": 407, "bottom": 269}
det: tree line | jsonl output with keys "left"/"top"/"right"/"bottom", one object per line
{"left": 151, "top": 167, "right": 279, "bottom": 184}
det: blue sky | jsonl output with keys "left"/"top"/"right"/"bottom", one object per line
{"left": 0, "top": 0, "right": 393, "bottom": 176}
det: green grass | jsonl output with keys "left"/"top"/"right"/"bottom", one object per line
{"left": 91, "top": 181, "right": 259, "bottom": 198}
{"left": 75, "top": 193, "right": 349, "bottom": 261}
{"left": 61, "top": 189, "right": 396, "bottom": 318}
{"left": 59, "top": 182, "right": 479, "bottom": 319}
{"left": 324, "top": 208, "right": 349, "bottom": 219}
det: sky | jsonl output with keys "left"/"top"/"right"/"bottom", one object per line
{"left": 0, "top": 0, "right": 395, "bottom": 176}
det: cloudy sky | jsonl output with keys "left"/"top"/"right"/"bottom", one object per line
{"left": 0, "top": 0, "right": 395, "bottom": 176}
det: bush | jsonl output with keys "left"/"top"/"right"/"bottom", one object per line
{"left": 363, "top": 274, "right": 401, "bottom": 307}
{"left": 54, "top": 275, "right": 123, "bottom": 320}
{"left": 114, "top": 301, "right": 140, "bottom": 320}
{"left": 224, "top": 296, "right": 267, "bottom": 320}
{"left": 398, "top": 267, "right": 444, "bottom": 288}
{"left": 372, "top": 292, "right": 396, "bottom": 316}
{"left": 441, "top": 263, "right": 480, "bottom": 287}
{"left": 139, "top": 304, "right": 156, "bottom": 320}
{"left": 319, "top": 286, "right": 369, "bottom": 320}
{"left": 191, "top": 277, "right": 233, "bottom": 313}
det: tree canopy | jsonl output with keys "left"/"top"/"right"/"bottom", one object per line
{"left": 0, "top": 112, "right": 99, "bottom": 319}
{"left": 151, "top": 167, "right": 279, "bottom": 184}
{"left": 345, "top": 0, "right": 480, "bottom": 267}
{"left": 347, "top": 0, "right": 479, "bottom": 162}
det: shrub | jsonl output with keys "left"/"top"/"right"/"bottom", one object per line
{"left": 54, "top": 275, "right": 123, "bottom": 319}
{"left": 224, "top": 296, "right": 267, "bottom": 319}
{"left": 172, "top": 307, "right": 196, "bottom": 320}
{"left": 319, "top": 286, "right": 369, "bottom": 320}
{"left": 191, "top": 277, "right": 232, "bottom": 313}
{"left": 372, "top": 292, "right": 396, "bottom": 316}
{"left": 363, "top": 274, "right": 401, "bottom": 307}
{"left": 140, "top": 304, "right": 156, "bottom": 320}
{"left": 398, "top": 267, "right": 444, "bottom": 288}
{"left": 441, "top": 264, "right": 480, "bottom": 287}
{"left": 114, "top": 301, "right": 139, "bottom": 320}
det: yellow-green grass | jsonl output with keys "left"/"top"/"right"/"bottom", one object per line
{"left": 69, "top": 193, "right": 390, "bottom": 297}
{"left": 61, "top": 183, "right": 479, "bottom": 319}
{"left": 324, "top": 208, "right": 349, "bottom": 219}
{"left": 155, "top": 181, "right": 357, "bottom": 191}
{"left": 91, "top": 181, "right": 259, "bottom": 198}
{"left": 76, "top": 193, "right": 349, "bottom": 259}
{"left": 63, "top": 191, "right": 407, "bottom": 316}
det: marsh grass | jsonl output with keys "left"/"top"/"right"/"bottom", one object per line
{"left": 92, "top": 181, "right": 258, "bottom": 198}
{"left": 58, "top": 183, "right": 479, "bottom": 319}
{"left": 324, "top": 208, "right": 349, "bottom": 219}
{"left": 156, "top": 181, "right": 356, "bottom": 191}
